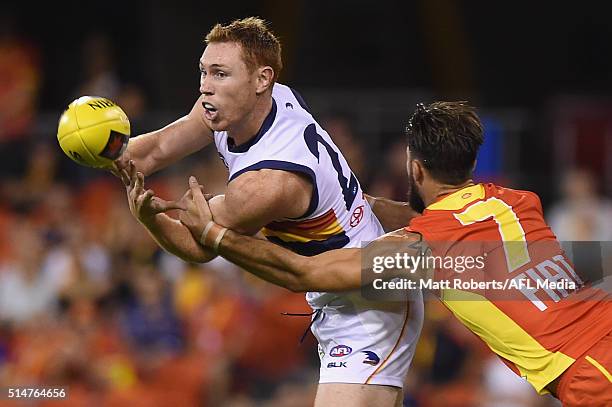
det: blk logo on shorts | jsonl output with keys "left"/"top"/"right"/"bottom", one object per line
{"left": 327, "top": 362, "right": 347, "bottom": 368}
{"left": 330, "top": 345, "right": 352, "bottom": 357}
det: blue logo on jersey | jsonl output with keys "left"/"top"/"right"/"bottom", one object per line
{"left": 285, "top": 102, "right": 294, "bottom": 109}
{"left": 362, "top": 351, "right": 380, "bottom": 366}
{"left": 330, "top": 345, "right": 352, "bottom": 357}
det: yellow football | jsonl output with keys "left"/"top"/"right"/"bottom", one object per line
{"left": 57, "top": 96, "right": 130, "bottom": 169}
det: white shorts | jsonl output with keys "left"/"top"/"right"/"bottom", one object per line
{"left": 310, "top": 289, "right": 424, "bottom": 388}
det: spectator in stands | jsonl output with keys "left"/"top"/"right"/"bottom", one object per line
{"left": 548, "top": 168, "right": 612, "bottom": 241}
{"left": 0, "top": 223, "right": 57, "bottom": 323}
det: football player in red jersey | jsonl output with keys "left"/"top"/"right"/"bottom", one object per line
{"left": 150, "top": 101, "right": 610, "bottom": 405}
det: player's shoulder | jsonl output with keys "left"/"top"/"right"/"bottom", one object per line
{"left": 272, "top": 83, "right": 311, "bottom": 112}
{"left": 272, "top": 83, "right": 315, "bottom": 128}
{"left": 486, "top": 183, "right": 543, "bottom": 210}
{"left": 486, "top": 183, "right": 540, "bottom": 199}
{"left": 229, "top": 167, "right": 309, "bottom": 188}
{"left": 406, "top": 211, "right": 446, "bottom": 236}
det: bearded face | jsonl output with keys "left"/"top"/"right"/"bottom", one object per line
{"left": 406, "top": 164, "right": 426, "bottom": 214}
{"left": 405, "top": 147, "right": 427, "bottom": 214}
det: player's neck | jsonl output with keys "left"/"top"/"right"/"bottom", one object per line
{"left": 423, "top": 179, "right": 476, "bottom": 206}
{"left": 227, "top": 95, "right": 273, "bottom": 146}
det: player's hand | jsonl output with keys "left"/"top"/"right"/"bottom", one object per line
{"left": 124, "top": 160, "right": 185, "bottom": 224}
{"left": 111, "top": 150, "right": 132, "bottom": 182}
{"left": 179, "top": 175, "right": 214, "bottom": 239}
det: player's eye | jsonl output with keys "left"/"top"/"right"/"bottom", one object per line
{"left": 215, "top": 71, "right": 227, "bottom": 78}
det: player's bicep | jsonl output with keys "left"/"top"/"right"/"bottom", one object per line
{"left": 209, "top": 170, "right": 312, "bottom": 235}
{"left": 208, "top": 195, "right": 262, "bottom": 235}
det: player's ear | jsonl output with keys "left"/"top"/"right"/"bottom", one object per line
{"left": 412, "top": 160, "right": 425, "bottom": 185}
{"left": 255, "top": 66, "right": 274, "bottom": 94}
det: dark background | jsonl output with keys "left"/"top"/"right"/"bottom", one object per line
{"left": 5, "top": 0, "right": 612, "bottom": 203}
{"left": 18, "top": 1, "right": 612, "bottom": 107}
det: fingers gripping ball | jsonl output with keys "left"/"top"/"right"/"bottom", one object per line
{"left": 57, "top": 96, "right": 130, "bottom": 169}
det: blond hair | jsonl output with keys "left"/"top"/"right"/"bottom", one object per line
{"left": 205, "top": 17, "right": 282, "bottom": 82}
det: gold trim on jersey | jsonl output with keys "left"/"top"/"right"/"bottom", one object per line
{"left": 427, "top": 184, "right": 485, "bottom": 211}
{"left": 262, "top": 208, "right": 344, "bottom": 242}
{"left": 586, "top": 356, "right": 612, "bottom": 382}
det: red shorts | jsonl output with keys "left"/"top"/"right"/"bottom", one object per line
{"left": 557, "top": 330, "right": 612, "bottom": 407}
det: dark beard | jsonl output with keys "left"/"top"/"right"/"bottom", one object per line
{"left": 407, "top": 174, "right": 426, "bottom": 214}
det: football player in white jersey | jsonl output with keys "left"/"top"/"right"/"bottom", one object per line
{"left": 117, "top": 17, "right": 421, "bottom": 406}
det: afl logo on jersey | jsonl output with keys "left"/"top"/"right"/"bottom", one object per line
{"left": 350, "top": 205, "right": 364, "bottom": 227}
{"left": 330, "top": 345, "right": 352, "bottom": 357}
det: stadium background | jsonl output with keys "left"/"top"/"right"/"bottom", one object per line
{"left": 0, "top": 1, "right": 610, "bottom": 406}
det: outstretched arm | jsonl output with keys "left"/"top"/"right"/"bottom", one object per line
{"left": 214, "top": 227, "right": 424, "bottom": 292}
{"left": 365, "top": 194, "right": 420, "bottom": 232}
{"left": 117, "top": 96, "right": 213, "bottom": 176}
{"left": 220, "top": 230, "right": 362, "bottom": 292}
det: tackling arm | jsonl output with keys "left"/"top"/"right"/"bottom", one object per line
{"left": 213, "top": 228, "right": 426, "bottom": 292}
{"left": 218, "top": 231, "right": 362, "bottom": 292}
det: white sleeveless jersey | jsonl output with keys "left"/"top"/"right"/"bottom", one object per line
{"left": 214, "top": 83, "right": 384, "bottom": 307}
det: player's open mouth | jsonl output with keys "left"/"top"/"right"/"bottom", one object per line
{"left": 202, "top": 102, "right": 218, "bottom": 121}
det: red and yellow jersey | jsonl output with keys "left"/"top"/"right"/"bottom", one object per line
{"left": 407, "top": 183, "right": 612, "bottom": 394}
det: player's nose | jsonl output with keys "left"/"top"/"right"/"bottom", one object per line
{"left": 200, "top": 76, "right": 214, "bottom": 96}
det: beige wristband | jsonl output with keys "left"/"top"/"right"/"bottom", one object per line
{"left": 212, "top": 227, "right": 228, "bottom": 253}
{"left": 199, "top": 221, "right": 228, "bottom": 253}
{"left": 199, "top": 221, "right": 216, "bottom": 246}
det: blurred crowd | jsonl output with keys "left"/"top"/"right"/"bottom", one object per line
{"left": 0, "top": 23, "right": 610, "bottom": 407}
{"left": 0, "top": 154, "right": 566, "bottom": 407}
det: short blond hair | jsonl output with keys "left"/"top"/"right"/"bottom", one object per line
{"left": 205, "top": 17, "right": 282, "bottom": 83}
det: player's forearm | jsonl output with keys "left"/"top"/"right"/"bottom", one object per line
{"left": 142, "top": 213, "right": 217, "bottom": 263}
{"left": 216, "top": 230, "right": 309, "bottom": 291}
{"left": 365, "top": 194, "right": 419, "bottom": 232}
{"left": 216, "top": 230, "right": 363, "bottom": 292}
{"left": 124, "top": 128, "right": 165, "bottom": 176}
{"left": 126, "top": 116, "right": 211, "bottom": 176}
